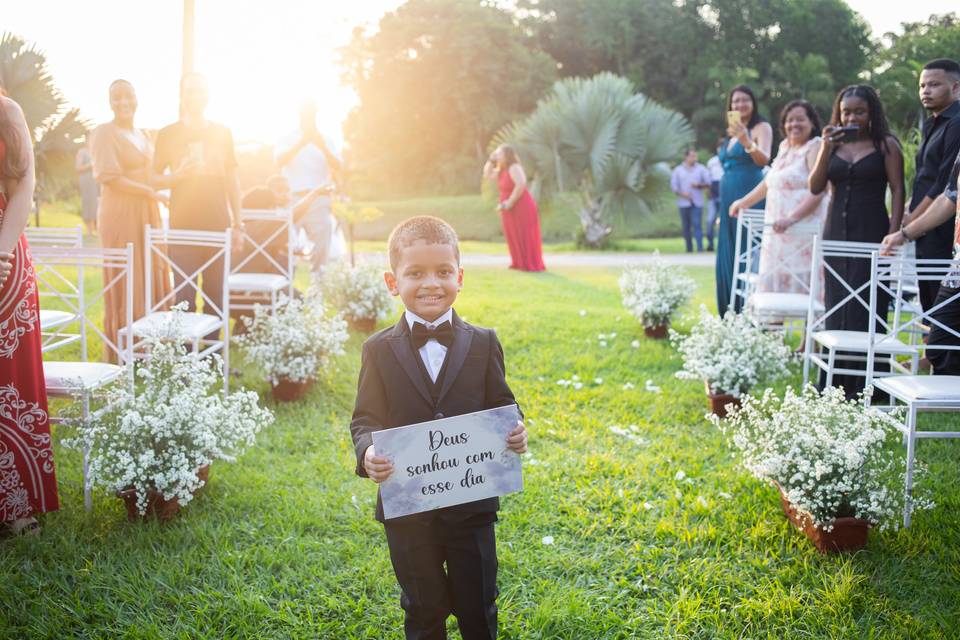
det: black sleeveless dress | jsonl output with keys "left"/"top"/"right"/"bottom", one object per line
{"left": 821, "top": 149, "right": 891, "bottom": 399}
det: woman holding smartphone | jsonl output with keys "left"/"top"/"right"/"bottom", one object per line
{"left": 808, "top": 84, "right": 905, "bottom": 399}
{"left": 717, "top": 84, "right": 772, "bottom": 317}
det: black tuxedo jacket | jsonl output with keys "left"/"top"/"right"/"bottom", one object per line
{"left": 350, "top": 310, "right": 519, "bottom": 522}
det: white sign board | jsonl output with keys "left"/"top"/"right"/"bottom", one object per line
{"left": 372, "top": 404, "right": 523, "bottom": 519}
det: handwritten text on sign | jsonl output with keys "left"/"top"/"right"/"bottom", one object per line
{"left": 372, "top": 404, "right": 523, "bottom": 519}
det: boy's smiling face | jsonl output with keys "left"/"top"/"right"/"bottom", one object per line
{"left": 384, "top": 239, "right": 463, "bottom": 322}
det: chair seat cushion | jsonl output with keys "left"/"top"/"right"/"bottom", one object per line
{"left": 812, "top": 330, "right": 915, "bottom": 354}
{"left": 39, "top": 309, "right": 75, "bottom": 330}
{"left": 130, "top": 311, "right": 222, "bottom": 340}
{"left": 44, "top": 361, "right": 123, "bottom": 394}
{"left": 227, "top": 273, "right": 289, "bottom": 293}
{"left": 875, "top": 375, "right": 960, "bottom": 401}
{"left": 749, "top": 292, "right": 824, "bottom": 315}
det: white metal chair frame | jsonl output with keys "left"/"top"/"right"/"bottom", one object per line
{"left": 26, "top": 225, "right": 86, "bottom": 351}
{"left": 729, "top": 208, "right": 767, "bottom": 313}
{"left": 802, "top": 238, "right": 917, "bottom": 388}
{"left": 743, "top": 220, "right": 822, "bottom": 331}
{"left": 865, "top": 255, "right": 960, "bottom": 527}
{"left": 32, "top": 244, "right": 135, "bottom": 511}
{"left": 123, "top": 225, "right": 232, "bottom": 393}
{"left": 227, "top": 208, "right": 295, "bottom": 315}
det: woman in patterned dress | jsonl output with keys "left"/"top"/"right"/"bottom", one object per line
{"left": 0, "top": 92, "right": 59, "bottom": 534}
{"left": 730, "top": 100, "right": 829, "bottom": 294}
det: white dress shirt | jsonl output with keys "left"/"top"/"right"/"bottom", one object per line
{"left": 405, "top": 308, "right": 453, "bottom": 383}
{"left": 274, "top": 128, "right": 341, "bottom": 194}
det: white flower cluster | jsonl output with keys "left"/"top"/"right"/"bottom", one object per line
{"left": 236, "top": 288, "right": 348, "bottom": 385}
{"left": 670, "top": 306, "right": 793, "bottom": 396}
{"left": 64, "top": 312, "right": 274, "bottom": 515}
{"left": 619, "top": 253, "right": 694, "bottom": 328}
{"left": 713, "top": 385, "right": 934, "bottom": 531}
{"left": 321, "top": 260, "right": 396, "bottom": 323}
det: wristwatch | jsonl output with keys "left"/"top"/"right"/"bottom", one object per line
{"left": 747, "top": 141, "right": 760, "bottom": 154}
{"left": 899, "top": 226, "right": 912, "bottom": 242}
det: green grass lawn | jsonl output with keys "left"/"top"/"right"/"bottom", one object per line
{"left": 3, "top": 263, "right": 959, "bottom": 639}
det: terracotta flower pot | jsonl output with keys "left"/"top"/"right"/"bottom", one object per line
{"left": 348, "top": 317, "right": 377, "bottom": 333}
{"left": 117, "top": 487, "right": 181, "bottom": 522}
{"left": 704, "top": 382, "right": 741, "bottom": 418}
{"left": 271, "top": 377, "right": 314, "bottom": 402}
{"left": 778, "top": 489, "right": 869, "bottom": 553}
{"left": 194, "top": 464, "right": 210, "bottom": 495}
{"left": 644, "top": 323, "right": 669, "bottom": 339}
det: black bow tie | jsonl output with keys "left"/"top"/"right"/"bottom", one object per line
{"left": 411, "top": 320, "right": 454, "bottom": 349}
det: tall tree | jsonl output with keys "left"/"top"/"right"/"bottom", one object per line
{"left": 870, "top": 13, "right": 960, "bottom": 133}
{"left": 340, "top": 0, "right": 557, "bottom": 197}
{"left": 0, "top": 32, "right": 87, "bottom": 204}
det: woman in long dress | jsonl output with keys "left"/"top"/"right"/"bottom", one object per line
{"left": 716, "top": 84, "right": 772, "bottom": 317}
{"left": 730, "top": 100, "right": 829, "bottom": 294}
{"left": 0, "top": 92, "right": 60, "bottom": 534}
{"left": 91, "top": 80, "right": 179, "bottom": 360}
{"left": 483, "top": 144, "right": 546, "bottom": 272}
{"left": 809, "top": 85, "right": 905, "bottom": 399}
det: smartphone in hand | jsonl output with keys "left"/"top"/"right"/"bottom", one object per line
{"left": 727, "top": 110, "right": 741, "bottom": 127}
{"left": 835, "top": 125, "right": 860, "bottom": 143}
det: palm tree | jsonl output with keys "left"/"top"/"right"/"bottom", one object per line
{"left": 0, "top": 32, "right": 88, "bottom": 205}
{"left": 493, "top": 73, "right": 693, "bottom": 247}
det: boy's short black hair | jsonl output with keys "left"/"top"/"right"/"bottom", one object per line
{"left": 923, "top": 58, "right": 960, "bottom": 80}
{"left": 387, "top": 216, "right": 460, "bottom": 271}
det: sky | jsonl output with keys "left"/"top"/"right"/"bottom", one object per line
{"left": 4, "top": 1, "right": 954, "bottom": 145}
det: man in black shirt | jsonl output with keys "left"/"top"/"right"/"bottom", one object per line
{"left": 906, "top": 59, "right": 960, "bottom": 312}
{"left": 154, "top": 72, "right": 241, "bottom": 325}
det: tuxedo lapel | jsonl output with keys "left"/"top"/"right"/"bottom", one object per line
{"left": 437, "top": 312, "right": 473, "bottom": 405}
{"left": 387, "top": 320, "right": 434, "bottom": 408}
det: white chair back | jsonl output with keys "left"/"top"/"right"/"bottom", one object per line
{"left": 25, "top": 225, "right": 83, "bottom": 248}
{"left": 31, "top": 244, "right": 135, "bottom": 366}
{"left": 232, "top": 208, "right": 295, "bottom": 286}
{"left": 729, "top": 208, "right": 767, "bottom": 311}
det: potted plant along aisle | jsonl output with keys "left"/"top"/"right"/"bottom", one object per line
{"left": 671, "top": 306, "right": 792, "bottom": 416}
{"left": 619, "top": 252, "right": 694, "bottom": 338}
{"left": 713, "top": 385, "right": 934, "bottom": 552}
{"left": 65, "top": 317, "right": 273, "bottom": 521}
{"left": 237, "top": 288, "right": 349, "bottom": 401}
{"left": 321, "top": 260, "right": 395, "bottom": 333}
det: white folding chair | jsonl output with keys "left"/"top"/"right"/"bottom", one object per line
{"left": 745, "top": 221, "right": 823, "bottom": 332}
{"left": 121, "top": 226, "right": 231, "bottom": 392}
{"left": 729, "top": 208, "right": 766, "bottom": 312}
{"left": 227, "top": 208, "right": 295, "bottom": 317}
{"left": 802, "top": 238, "right": 917, "bottom": 389}
{"left": 33, "top": 244, "right": 135, "bottom": 511}
{"left": 26, "top": 225, "right": 85, "bottom": 344}
{"left": 865, "top": 255, "right": 960, "bottom": 527}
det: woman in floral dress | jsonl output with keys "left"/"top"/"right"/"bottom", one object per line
{"left": 0, "top": 92, "right": 59, "bottom": 534}
{"left": 730, "top": 100, "right": 829, "bottom": 294}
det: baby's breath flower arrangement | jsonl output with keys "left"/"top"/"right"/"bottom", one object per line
{"left": 64, "top": 315, "right": 273, "bottom": 517}
{"left": 620, "top": 253, "right": 694, "bottom": 332}
{"left": 236, "top": 288, "right": 348, "bottom": 386}
{"left": 321, "top": 260, "right": 395, "bottom": 331}
{"left": 671, "top": 306, "right": 793, "bottom": 397}
{"left": 713, "top": 385, "right": 933, "bottom": 533}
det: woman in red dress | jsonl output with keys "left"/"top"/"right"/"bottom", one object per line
{"left": 0, "top": 93, "right": 59, "bottom": 534}
{"left": 484, "top": 144, "right": 545, "bottom": 272}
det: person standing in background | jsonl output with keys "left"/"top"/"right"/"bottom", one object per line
{"left": 154, "top": 72, "right": 242, "bottom": 319}
{"left": 706, "top": 138, "right": 724, "bottom": 251}
{"left": 274, "top": 100, "right": 341, "bottom": 275}
{"left": 670, "top": 147, "right": 711, "bottom": 253}
{"left": 717, "top": 84, "right": 772, "bottom": 317}
{"left": 75, "top": 136, "right": 99, "bottom": 235}
{"left": 905, "top": 59, "right": 960, "bottom": 313}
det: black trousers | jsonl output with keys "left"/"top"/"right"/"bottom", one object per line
{"left": 384, "top": 514, "right": 498, "bottom": 640}
{"left": 927, "top": 285, "right": 960, "bottom": 375}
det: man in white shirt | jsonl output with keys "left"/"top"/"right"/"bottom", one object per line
{"left": 274, "top": 100, "right": 342, "bottom": 274}
{"left": 706, "top": 138, "right": 725, "bottom": 252}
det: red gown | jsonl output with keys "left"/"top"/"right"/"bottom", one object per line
{"left": 497, "top": 169, "right": 546, "bottom": 272}
{"left": 0, "top": 139, "right": 59, "bottom": 521}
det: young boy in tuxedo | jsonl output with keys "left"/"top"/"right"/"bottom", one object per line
{"left": 350, "top": 216, "right": 528, "bottom": 640}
